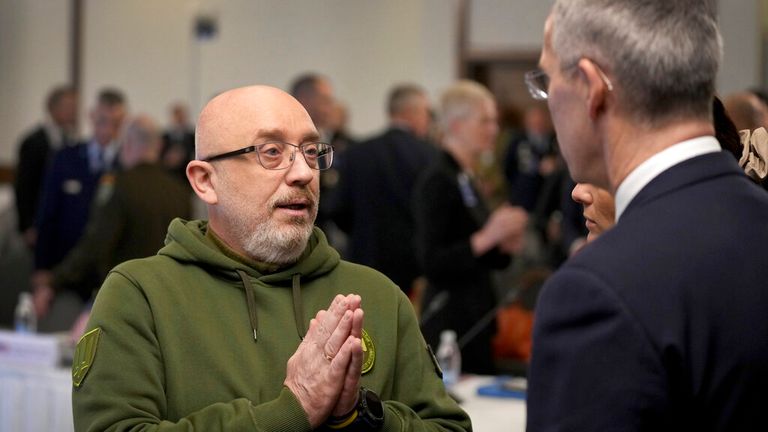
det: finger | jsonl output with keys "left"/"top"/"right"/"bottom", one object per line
{"left": 332, "top": 336, "right": 363, "bottom": 417}
{"left": 350, "top": 308, "right": 364, "bottom": 339}
{"left": 344, "top": 294, "right": 362, "bottom": 311}
{"left": 318, "top": 295, "right": 350, "bottom": 338}
{"left": 324, "top": 310, "right": 353, "bottom": 359}
{"left": 328, "top": 335, "right": 355, "bottom": 384}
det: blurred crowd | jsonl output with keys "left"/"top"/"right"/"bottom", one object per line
{"left": 1, "top": 73, "right": 766, "bottom": 375}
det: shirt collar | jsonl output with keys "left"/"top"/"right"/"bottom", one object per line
{"left": 614, "top": 136, "right": 721, "bottom": 221}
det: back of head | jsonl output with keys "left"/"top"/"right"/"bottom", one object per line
{"left": 388, "top": 84, "right": 425, "bottom": 117}
{"left": 439, "top": 80, "right": 494, "bottom": 134}
{"left": 121, "top": 115, "right": 161, "bottom": 168}
{"left": 551, "top": 0, "right": 721, "bottom": 125}
{"left": 388, "top": 83, "right": 430, "bottom": 138}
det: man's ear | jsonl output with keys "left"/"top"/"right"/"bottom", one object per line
{"left": 186, "top": 160, "right": 219, "bottom": 205}
{"left": 578, "top": 58, "right": 612, "bottom": 121}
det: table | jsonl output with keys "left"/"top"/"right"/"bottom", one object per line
{"left": 453, "top": 375, "right": 526, "bottom": 432}
{"left": 0, "top": 363, "right": 73, "bottom": 432}
{"left": 0, "top": 364, "right": 523, "bottom": 432}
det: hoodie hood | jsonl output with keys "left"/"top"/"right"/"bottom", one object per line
{"left": 159, "top": 218, "right": 340, "bottom": 284}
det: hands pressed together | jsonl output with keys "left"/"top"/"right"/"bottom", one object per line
{"left": 284, "top": 294, "right": 365, "bottom": 428}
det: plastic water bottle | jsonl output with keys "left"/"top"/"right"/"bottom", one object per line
{"left": 436, "top": 330, "right": 461, "bottom": 388}
{"left": 14, "top": 292, "right": 37, "bottom": 333}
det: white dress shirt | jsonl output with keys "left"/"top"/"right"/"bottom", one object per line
{"left": 614, "top": 136, "right": 721, "bottom": 221}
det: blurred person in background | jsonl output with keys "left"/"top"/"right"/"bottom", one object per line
{"left": 34, "top": 88, "right": 127, "bottom": 273}
{"left": 290, "top": 73, "right": 354, "bottom": 252}
{"left": 33, "top": 115, "right": 192, "bottom": 332}
{"left": 332, "top": 84, "right": 436, "bottom": 297}
{"left": 160, "top": 102, "right": 196, "bottom": 182}
{"left": 14, "top": 85, "right": 78, "bottom": 248}
{"left": 413, "top": 80, "right": 528, "bottom": 374}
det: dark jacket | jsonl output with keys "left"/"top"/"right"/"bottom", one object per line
{"left": 528, "top": 151, "right": 768, "bottom": 431}
{"left": 35, "top": 143, "right": 108, "bottom": 269}
{"left": 53, "top": 163, "right": 192, "bottom": 300}
{"left": 413, "top": 150, "right": 510, "bottom": 374}
{"left": 332, "top": 126, "right": 436, "bottom": 293}
{"left": 14, "top": 126, "right": 56, "bottom": 233}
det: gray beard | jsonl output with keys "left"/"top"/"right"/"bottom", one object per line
{"left": 240, "top": 216, "right": 313, "bottom": 265}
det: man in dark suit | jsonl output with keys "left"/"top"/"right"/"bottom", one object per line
{"left": 526, "top": 1, "right": 768, "bottom": 430}
{"left": 331, "top": 84, "right": 435, "bottom": 295}
{"left": 34, "top": 89, "right": 127, "bottom": 272}
{"left": 13, "top": 85, "right": 78, "bottom": 247}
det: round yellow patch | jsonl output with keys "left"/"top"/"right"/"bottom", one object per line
{"left": 361, "top": 329, "right": 375, "bottom": 374}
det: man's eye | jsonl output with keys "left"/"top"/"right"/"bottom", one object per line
{"left": 303, "top": 146, "right": 319, "bottom": 158}
{"left": 259, "top": 144, "right": 283, "bottom": 157}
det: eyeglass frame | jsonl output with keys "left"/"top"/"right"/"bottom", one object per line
{"left": 524, "top": 60, "right": 614, "bottom": 101}
{"left": 201, "top": 141, "right": 334, "bottom": 170}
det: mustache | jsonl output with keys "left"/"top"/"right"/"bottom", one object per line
{"left": 269, "top": 187, "right": 318, "bottom": 210}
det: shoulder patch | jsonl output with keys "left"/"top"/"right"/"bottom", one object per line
{"left": 72, "top": 327, "right": 101, "bottom": 388}
{"left": 361, "top": 329, "right": 375, "bottom": 374}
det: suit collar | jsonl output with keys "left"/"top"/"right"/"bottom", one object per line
{"left": 615, "top": 136, "right": 721, "bottom": 221}
{"left": 622, "top": 151, "right": 743, "bottom": 218}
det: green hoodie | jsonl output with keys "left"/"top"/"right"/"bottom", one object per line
{"left": 72, "top": 219, "right": 471, "bottom": 432}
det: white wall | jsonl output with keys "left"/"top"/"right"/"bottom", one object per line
{"left": 717, "top": 0, "right": 762, "bottom": 95}
{"left": 80, "top": 0, "right": 457, "bottom": 143}
{"left": 0, "top": 0, "right": 70, "bottom": 165}
{"left": 0, "top": 0, "right": 764, "bottom": 165}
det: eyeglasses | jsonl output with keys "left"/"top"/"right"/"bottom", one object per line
{"left": 524, "top": 63, "right": 614, "bottom": 101}
{"left": 524, "top": 69, "right": 550, "bottom": 101}
{"left": 202, "top": 141, "right": 334, "bottom": 170}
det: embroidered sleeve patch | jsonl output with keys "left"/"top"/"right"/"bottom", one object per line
{"left": 72, "top": 328, "right": 101, "bottom": 388}
{"left": 361, "top": 329, "right": 375, "bottom": 374}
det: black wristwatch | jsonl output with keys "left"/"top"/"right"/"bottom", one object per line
{"left": 355, "top": 387, "right": 384, "bottom": 430}
{"left": 324, "top": 387, "right": 384, "bottom": 431}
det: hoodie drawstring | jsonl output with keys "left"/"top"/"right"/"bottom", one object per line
{"left": 236, "top": 270, "right": 259, "bottom": 342}
{"left": 292, "top": 273, "right": 306, "bottom": 340}
{"left": 237, "top": 270, "right": 307, "bottom": 343}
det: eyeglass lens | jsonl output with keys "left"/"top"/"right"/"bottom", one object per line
{"left": 525, "top": 70, "right": 549, "bottom": 101}
{"left": 256, "top": 142, "right": 333, "bottom": 170}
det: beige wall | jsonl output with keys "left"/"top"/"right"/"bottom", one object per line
{"left": 0, "top": 0, "right": 764, "bottom": 165}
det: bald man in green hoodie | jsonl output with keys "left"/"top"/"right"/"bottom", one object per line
{"left": 72, "top": 85, "right": 471, "bottom": 432}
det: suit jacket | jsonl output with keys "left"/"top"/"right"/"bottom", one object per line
{"left": 331, "top": 127, "right": 436, "bottom": 293}
{"left": 413, "top": 150, "right": 510, "bottom": 374}
{"left": 35, "top": 142, "right": 114, "bottom": 269}
{"left": 52, "top": 163, "right": 192, "bottom": 300}
{"left": 528, "top": 152, "right": 768, "bottom": 431}
{"left": 14, "top": 126, "right": 54, "bottom": 232}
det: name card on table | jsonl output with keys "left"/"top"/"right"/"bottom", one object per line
{"left": 0, "top": 330, "right": 62, "bottom": 368}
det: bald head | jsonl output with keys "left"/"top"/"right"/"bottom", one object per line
{"left": 195, "top": 85, "right": 319, "bottom": 160}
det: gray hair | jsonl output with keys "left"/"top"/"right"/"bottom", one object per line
{"left": 551, "top": 0, "right": 722, "bottom": 124}
{"left": 388, "top": 84, "right": 426, "bottom": 116}
{"left": 439, "top": 80, "right": 494, "bottom": 132}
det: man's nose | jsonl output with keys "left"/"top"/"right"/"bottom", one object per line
{"left": 285, "top": 149, "right": 314, "bottom": 185}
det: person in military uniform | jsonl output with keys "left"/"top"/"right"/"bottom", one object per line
{"left": 32, "top": 115, "right": 192, "bottom": 331}
{"left": 72, "top": 85, "right": 470, "bottom": 432}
